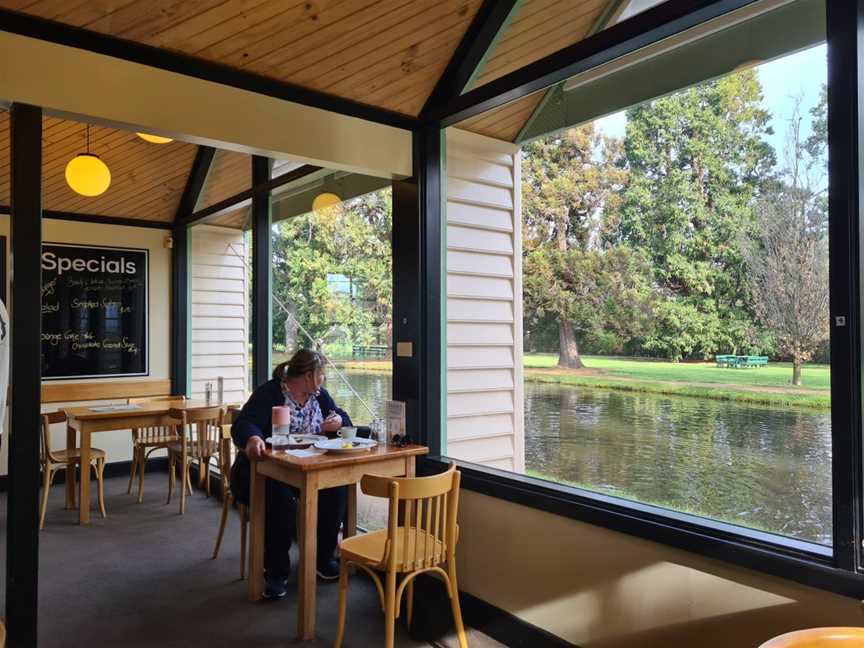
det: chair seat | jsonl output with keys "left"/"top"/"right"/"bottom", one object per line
{"left": 166, "top": 440, "right": 220, "bottom": 457}
{"left": 341, "top": 527, "right": 446, "bottom": 571}
{"left": 50, "top": 447, "right": 107, "bottom": 464}
{"left": 133, "top": 435, "right": 181, "bottom": 448}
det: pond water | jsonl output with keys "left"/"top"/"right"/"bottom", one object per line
{"left": 329, "top": 371, "right": 833, "bottom": 544}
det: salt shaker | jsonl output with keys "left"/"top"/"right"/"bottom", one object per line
{"left": 204, "top": 382, "right": 213, "bottom": 405}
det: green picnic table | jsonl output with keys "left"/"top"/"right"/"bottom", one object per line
{"left": 715, "top": 354, "right": 768, "bottom": 368}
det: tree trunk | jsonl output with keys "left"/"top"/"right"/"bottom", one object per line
{"left": 792, "top": 357, "right": 802, "bottom": 386}
{"left": 558, "top": 321, "right": 584, "bottom": 369}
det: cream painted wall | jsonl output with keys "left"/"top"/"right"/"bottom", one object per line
{"left": 0, "top": 217, "right": 172, "bottom": 475}
{"left": 457, "top": 491, "right": 864, "bottom": 647}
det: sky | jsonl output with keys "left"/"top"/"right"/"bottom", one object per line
{"left": 593, "top": 43, "right": 828, "bottom": 169}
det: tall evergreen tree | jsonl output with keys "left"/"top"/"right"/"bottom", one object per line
{"left": 615, "top": 70, "right": 775, "bottom": 360}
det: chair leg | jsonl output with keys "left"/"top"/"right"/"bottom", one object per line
{"left": 213, "top": 492, "right": 230, "bottom": 560}
{"left": 446, "top": 562, "right": 468, "bottom": 648}
{"left": 240, "top": 506, "right": 248, "bottom": 580}
{"left": 334, "top": 558, "right": 350, "bottom": 648}
{"left": 166, "top": 454, "right": 175, "bottom": 505}
{"left": 185, "top": 461, "right": 193, "bottom": 496}
{"left": 127, "top": 449, "right": 137, "bottom": 495}
{"left": 406, "top": 578, "right": 414, "bottom": 631}
{"left": 39, "top": 466, "right": 52, "bottom": 530}
{"left": 204, "top": 457, "right": 212, "bottom": 497}
{"left": 137, "top": 447, "right": 147, "bottom": 504}
{"left": 96, "top": 458, "right": 107, "bottom": 519}
{"left": 384, "top": 568, "right": 397, "bottom": 648}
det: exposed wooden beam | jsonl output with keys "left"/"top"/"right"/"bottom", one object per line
{"left": 0, "top": 9, "right": 419, "bottom": 132}
{"left": 0, "top": 206, "right": 173, "bottom": 230}
{"left": 178, "top": 164, "right": 322, "bottom": 228}
{"left": 428, "top": 0, "right": 760, "bottom": 127}
{"left": 421, "top": 0, "right": 520, "bottom": 118}
{"left": 174, "top": 146, "right": 216, "bottom": 221}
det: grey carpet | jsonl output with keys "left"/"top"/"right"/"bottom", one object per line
{"left": 2, "top": 470, "right": 504, "bottom": 648}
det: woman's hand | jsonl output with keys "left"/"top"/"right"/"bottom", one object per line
{"left": 245, "top": 436, "right": 266, "bottom": 461}
{"left": 321, "top": 412, "right": 342, "bottom": 433}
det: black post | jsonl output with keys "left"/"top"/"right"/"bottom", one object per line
{"left": 392, "top": 180, "right": 422, "bottom": 442}
{"left": 251, "top": 156, "right": 272, "bottom": 388}
{"left": 417, "top": 126, "right": 445, "bottom": 455}
{"left": 170, "top": 224, "right": 190, "bottom": 396}
{"left": 7, "top": 103, "right": 42, "bottom": 648}
{"left": 827, "top": 0, "right": 864, "bottom": 572}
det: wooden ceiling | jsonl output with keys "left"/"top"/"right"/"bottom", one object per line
{"left": 0, "top": 109, "right": 198, "bottom": 222}
{"left": 1, "top": 0, "right": 618, "bottom": 141}
{"left": 0, "top": 0, "right": 624, "bottom": 227}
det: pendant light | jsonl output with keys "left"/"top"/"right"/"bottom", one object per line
{"left": 65, "top": 125, "right": 111, "bottom": 197}
{"left": 136, "top": 132, "right": 173, "bottom": 144}
{"left": 312, "top": 192, "right": 341, "bottom": 214}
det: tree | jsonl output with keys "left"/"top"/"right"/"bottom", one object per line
{"left": 746, "top": 99, "right": 829, "bottom": 385}
{"left": 523, "top": 246, "right": 656, "bottom": 364}
{"left": 271, "top": 189, "right": 392, "bottom": 356}
{"left": 521, "top": 124, "right": 631, "bottom": 367}
{"left": 615, "top": 69, "right": 776, "bottom": 360}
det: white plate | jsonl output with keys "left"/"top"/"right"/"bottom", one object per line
{"left": 265, "top": 434, "right": 326, "bottom": 449}
{"left": 314, "top": 438, "right": 378, "bottom": 454}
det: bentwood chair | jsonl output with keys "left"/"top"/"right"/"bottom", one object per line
{"left": 212, "top": 424, "right": 249, "bottom": 579}
{"left": 126, "top": 395, "right": 186, "bottom": 503}
{"left": 759, "top": 628, "right": 864, "bottom": 647}
{"left": 167, "top": 405, "right": 225, "bottom": 514}
{"left": 334, "top": 464, "right": 467, "bottom": 648}
{"left": 39, "top": 410, "right": 107, "bottom": 529}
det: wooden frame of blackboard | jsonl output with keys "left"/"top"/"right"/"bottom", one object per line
{"left": 41, "top": 241, "right": 149, "bottom": 381}
{"left": 0, "top": 234, "right": 7, "bottom": 306}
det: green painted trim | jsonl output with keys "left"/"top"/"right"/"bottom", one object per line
{"left": 439, "top": 131, "right": 448, "bottom": 456}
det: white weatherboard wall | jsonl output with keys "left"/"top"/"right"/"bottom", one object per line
{"left": 190, "top": 226, "right": 247, "bottom": 403}
{"left": 446, "top": 128, "right": 524, "bottom": 472}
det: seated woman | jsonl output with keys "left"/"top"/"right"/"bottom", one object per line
{"left": 230, "top": 349, "right": 351, "bottom": 599}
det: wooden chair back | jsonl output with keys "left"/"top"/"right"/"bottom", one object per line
{"left": 360, "top": 464, "right": 460, "bottom": 572}
{"left": 219, "top": 424, "right": 234, "bottom": 482}
{"left": 128, "top": 396, "right": 186, "bottom": 445}
{"left": 169, "top": 406, "right": 225, "bottom": 457}
{"left": 40, "top": 410, "right": 67, "bottom": 465}
{"left": 759, "top": 628, "right": 864, "bottom": 647}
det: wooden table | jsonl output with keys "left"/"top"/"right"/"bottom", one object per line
{"left": 63, "top": 400, "right": 229, "bottom": 525}
{"left": 246, "top": 444, "right": 428, "bottom": 641}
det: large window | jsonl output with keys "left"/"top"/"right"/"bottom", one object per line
{"left": 444, "top": 0, "right": 837, "bottom": 554}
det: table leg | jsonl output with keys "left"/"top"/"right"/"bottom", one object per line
{"left": 345, "top": 483, "right": 357, "bottom": 539}
{"left": 180, "top": 426, "right": 188, "bottom": 515}
{"left": 65, "top": 426, "right": 76, "bottom": 509}
{"left": 78, "top": 429, "right": 91, "bottom": 525}
{"left": 297, "top": 473, "right": 319, "bottom": 641}
{"left": 406, "top": 456, "right": 416, "bottom": 478}
{"left": 247, "top": 461, "right": 266, "bottom": 602}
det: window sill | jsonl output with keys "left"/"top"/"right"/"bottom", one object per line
{"left": 421, "top": 456, "right": 864, "bottom": 599}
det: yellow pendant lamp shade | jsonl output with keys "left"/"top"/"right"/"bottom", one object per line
{"left": 136, "top": 132, "right": 173, "bottom": 144}
{"left": 312, "top": 192, "right": 341, "bottom": 214}
{"left": 65, "top": 153, "right": 111, "bottom": 197}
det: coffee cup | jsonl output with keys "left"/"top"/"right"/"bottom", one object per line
{"left": 337, "top": 427, "right": 357, "bottom": 442}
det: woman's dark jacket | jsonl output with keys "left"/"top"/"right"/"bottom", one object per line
{"left": 229, "top": 379, "right": 352, "bottom": 503}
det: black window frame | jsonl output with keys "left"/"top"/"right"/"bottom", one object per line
{"left": 412, "top": 0, "right": 864, "bottom": 600}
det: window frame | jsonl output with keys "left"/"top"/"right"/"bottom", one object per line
{"left": 418, "top": 0, "right": 864, "bottom": 599}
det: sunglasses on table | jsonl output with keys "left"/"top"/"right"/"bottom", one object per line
{"left": 391, "top": 434, "right": 412, "bottom": 447}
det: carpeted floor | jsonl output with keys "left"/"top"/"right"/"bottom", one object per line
{"left": 2, "top": 470, "right": 504, "bottom": 647}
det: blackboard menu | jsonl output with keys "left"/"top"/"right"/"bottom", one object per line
{"left": 41, "top": 243, "right": 148, "bottom": 380}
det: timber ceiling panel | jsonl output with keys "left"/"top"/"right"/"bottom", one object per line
{"left": 457, "top": 93, "right": 545, "bottom": 142}
{"left": 196, "top": 149, "right": 251, "bottom": 212}
{"left": 3, "top": 0, "right": 485, "bottom": 117}
{"left": 0, "top": 114, "right": 197, "bottom": 221}
{"left": 460, "top": 0, "right": 613, "bottom": 141}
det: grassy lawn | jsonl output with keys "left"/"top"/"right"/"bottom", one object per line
{"left": 524, "top": 353, "right": 830, "bottom": 391}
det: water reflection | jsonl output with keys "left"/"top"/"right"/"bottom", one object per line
{"left": 525, "top": 382, "right": 832, "bottom": 545}
{"left": 331, "top": 371, "right": 832, "bottom": 544}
